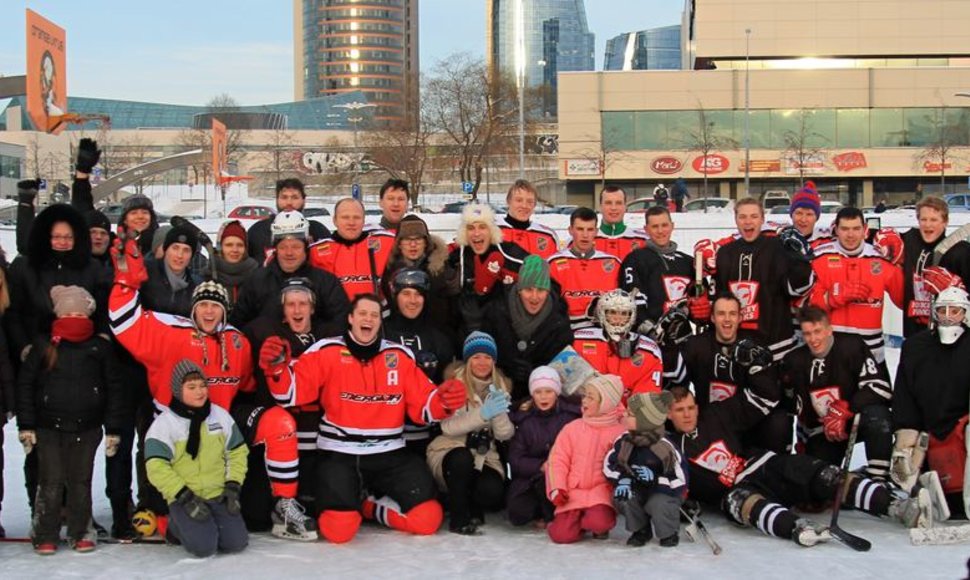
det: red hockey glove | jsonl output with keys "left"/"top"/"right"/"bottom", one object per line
{"left": 437, "top": 378, "right": 468, "bottom": 411}
{"left": 687, "top": 294, "right": 712, "bottom": 321}
{"left": 258, "top": 336, "right": 291, "bottom": 377}
{"left": 873, "top": 228, "right": 903, "bottom": 266}
{"left": 693, "top": 239, "right": 718, "bottom": 276}
{"left": 922, "top": 266, "right": 965, "bottom": 296}
{"left": 827, "top": 281, "right": 870, "bottom": 309}
{"left": 822, "top": 399, "right": 854, "bottom": 442}
{"left": 110, "top": 226, "right": 148, "bottom": 290}
{"left": 550, "top": 489, "right": 569, "bottom": 507}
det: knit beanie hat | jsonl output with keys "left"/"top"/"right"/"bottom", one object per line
{"left": 191, "top": 281, "right": 231, "bottom": 332}
{"left": 171, "top": 359, "right": 205, "bottom": 402}
{"left": 122, "top": 193, "right": 154, "bottom": 215}
{"left": 790, "top": 181, "right": 821, "bottom": 218}
{"left": 396, "top": 215, "right": 429, "bottom": 243}
{"left": 50, "top": 285, "right": 96, "bottom": 317}
{"left": 152, "top": 225, "right": 172, "bottom": 255}
{"left": 463, "top": 331, "right": 498, "bottom": 360}
{"left": 627, "top": 391, "right": 674, "bottom": 433}
{"left": 83, "top": 209, "right": 111, "bottom": 233}
{"left": 517, "top": 255, "right": 551, "bottom": 291}
{"left": 219, "top": 220, "right": 247, "bottom": 249}
{"left": 164, "top": 224, "right": 200, "bottom": 255}
{"left": 584, "top": 373, "right": 624, "bottom": 415}
{"left": 529, "top": 365, "right": 562, "bottom": 395}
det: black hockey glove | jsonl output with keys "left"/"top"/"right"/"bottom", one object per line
{"left": 221, "top": 481, "right": 242, "bottom": 516}
{"left": 732, "top": 339, "right": 773, "bottom": 374}
{"left": 75, "top": 138, "right": 101, "bottom": 174}
{"left": 175, "top": 487, "right": 212, "bottom": 522}
{"left": 17, "top": 179, "right": 39, "bottom": 204}
{"left": 778, "top": 226, "right": 813, "bottom": 262}
{"left": 649, "top": 304, "right": 693, "bottom": 348}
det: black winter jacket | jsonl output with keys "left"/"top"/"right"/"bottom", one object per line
{"left": 138, "top": 257, "right": 199, "bottom": 318}
{"left": 246, "top": 218, "right": 331, "bottom": 263}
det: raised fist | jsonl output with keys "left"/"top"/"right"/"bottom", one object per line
{"left": 75, "top": 138, "right": 102, "bottom": 174}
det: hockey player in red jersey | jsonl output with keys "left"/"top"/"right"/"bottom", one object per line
{"left": 108, "top": 233, "right": 317, "bottom": 541}
{"left": 259, "top": 293, "right": 468, "bottom": 543}
{"left": 499, "top": 179, "right": 560, "bottom": 259}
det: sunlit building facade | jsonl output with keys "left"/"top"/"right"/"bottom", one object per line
{"left": 604, "top": 25, "right": 681, "bottom": 71}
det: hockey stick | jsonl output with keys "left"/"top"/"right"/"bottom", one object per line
{"left": 932, "top": 222, "right": 970, "bottom": 266}
{"left": 680, "top": 506, "right": 722, "bottom": 555}
{"left": 169, "top": 215, "right": 218, "bottom": 282}
{"left": 828, "top": 414, "right": 872, "bottom": 552}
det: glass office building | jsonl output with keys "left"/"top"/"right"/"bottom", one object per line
{"left": 604, "top": 25, "right": 681, "bottom": 71}
{"left": 487, "top": 0, "right": 595, "bottom": 118}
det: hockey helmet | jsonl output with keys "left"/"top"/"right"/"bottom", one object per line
{"left": 271, "top": 210, "right": 309, "bottom": 245}
{"left": 595, "top": 289, "right": 636, "bottom": 342}
{"left": 279, "top": 276, "right": 316, "bottom": 306}
{"left": 391, "top": 268, "right": 431, "bottom": 297}
{"left": 933, "top": 285, "right": 970, "bottom": 344}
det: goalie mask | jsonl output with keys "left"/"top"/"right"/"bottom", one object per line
{"left": 595, "top": 289, "right": 636, "bottom": 355}
{"left": 933, "top": 286, "right": 970, "bottom": 345}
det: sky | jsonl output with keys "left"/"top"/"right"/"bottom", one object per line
{"left": 0, "top": 1, "right": 684, "bottom": 106}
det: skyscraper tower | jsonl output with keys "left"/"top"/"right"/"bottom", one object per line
{"left": 294, "top": 0, "right": 419, "bottom": 125}
{"left": 486, "top": 0, "right": 594, "bottom": 119}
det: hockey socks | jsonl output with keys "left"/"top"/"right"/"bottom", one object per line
{"left": 725, "top": 487, "right": 798, "bottom": 539}
{"left": 843, "top": 474, "right": 891, "bottom": 516}
{"left": 254, "top": 406, "right": 300, "bottom": 498}
{"left": 361, "top": 496, "right": 443, "bottom": 535}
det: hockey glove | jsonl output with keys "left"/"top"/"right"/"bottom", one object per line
{"left": 110, "top": 226, "right": 148, "bottom": 289}
{"left": 221, "top": 481, "right": 242, "bottom": 516}
{"left": 175, "top": 488, "right": 211, "bottom": 522}
{"left": 258, "top": 336, "right": 291, "bottom": 378}
{"left": 614, "top": 478, "right": 632, "bottom": 501}
{"left": 75, "top": 138, "right": 101, "bottom": 174}
{"left": 19, "top": 430, "right": 36, "bottom": 455}
{"left": 550, "top": 489, "right": 569, "bottom": 507}
{"left": 104, "top": 434, "right": 121, "bottom": 458}
{"left": 922, "top": 266, "right": 965, "bottom": 296}
{"left": 732, "top": 339, "right": 773, "bottom": 373}
{"left": 890, "top": 428, "right": 923, "bottom": 491}
{"left": 873, "top": 228, "right": 903, "bottom": 266}
{"left": 827, "top": 281, "right": 870, "bottom": 310}
{"left": 822, "top": 399, "right": 853, "bottom": 442}
{"left": 687, "top": 294, "right": 712, "bottom": 321}
{"left": 17, "top": 180, "right": 39, "bottom": 205}
{"left": 631, "top": 465, "right": 656, "bottom": 484}
{"left": 479, "top": 385, "right": 511, "bottom": 421}
{"left": 779, "top": 226, "right": 814, "bottom": 261}
{"left": 415, "top": 350, "right": 440, "bottom": 374}
{"left": 693, "top": 239, "right": 719, "bottom": 276}
{"left": 437, "top": 378, "right": 468, "bottom": 411}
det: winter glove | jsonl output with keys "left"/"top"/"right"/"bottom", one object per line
{"left": 922, "top": 266, "right": 965, "bottom": 296}
{"left": 821, "top": 399, "right": 853, "bottom": 442}
{"left": 110, "top": 226, "right": 148, "bottom": 289}
{"left": 479, "top": 385, "right": 511, "bottom": 421}
{"left": 19, "top": 430, "right": 36, "bottom": 455}
{"left": 437, "top": 378, "right": 468, "bottom": 411}
{"left": 175, "top": 488, "right": 211, "bottom": 522}
{"left": 693, "top": 238, "right": 718, "bottom": 276}
{"left": 17, "top": 179, "right": 39, "bottom": 205}
{"left": 687, "top": 294, "right": 711, "bottom": 321}
{"left": 779, "top": 226, "right": 814, "bottom": 261}
{"left": 631, "top": 465, "right": 656, "bottom": 484}
{"left": 104, "top": 434, "right": 121, "bottom": 458}
{"left": 732, "top": 339, "right": 772, "bottom": 373}
{"left": 258, "top": 336, "right": 291, "bottom": 377}
{"left": 221, "top": 481, "right": 242, "bottom": 516}
{"left": 550, "top": 489, "right": 569, "bottom": 507}
{"left": 75, "top": 138, "right": 101, "bottom": 174}
{"left": 415, "top": 350, "right": 439, "bottom": 375}
{"left": 614, "top": 478, "right": 633, "bottom": 501}
{"left": 827, "top": 281, "right": 870, "bottom": 310}
{"left": 872, "top": 228, "right": 903, "bottom": 266}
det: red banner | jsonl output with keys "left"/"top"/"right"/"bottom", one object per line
{"left": 212, "top": 119, "right": 227, "bottom": 185}
{"left": 832, "top": 152, "right": 867, "bottom": 172}
{"left": 692, "top": 154, "right": 729, "bottom": 175}
{"left": 26, "top": 10, "right": 67, "bottom": 134}
{"left": 651, "top": 156, "right": 683, "bottom": 174}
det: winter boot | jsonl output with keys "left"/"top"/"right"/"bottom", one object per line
{"left": 627, "top": 526, "right": 653, "bottom": 547}
{"left": 916, "top": 471, "right": 951, "bottom": 522}
{"left": 791, "top": 519, "right": 831, "bottom": 547}
{"left": 449, "top": 522, "right": 481, "bottom": 536}
{"left": 659, "top": 533, "right": 680, "bottom": 547}
{"left": 271, "top": 497, "right": 318, "bottom": 541}
{"left": 888, "top": 487, "right": 932, "bottom": 529}
{"left": 111, "top": 499, "right": 137, "bottom": 540}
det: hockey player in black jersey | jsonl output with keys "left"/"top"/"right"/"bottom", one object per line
{"left": 667, "top": 386, "right": 946, "bottom": 547}
{"left": 781, "top": 306, "right": 893, "bottom": 481}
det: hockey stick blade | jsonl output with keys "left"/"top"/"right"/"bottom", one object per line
{"left": 680, "top": 507, "right": 722, "bottom": 555}
{"left": 830, "top": 526, "right": 872, "bottom": 552}
{"left": 827, "top": 415, "right": 871, "bottom": 551}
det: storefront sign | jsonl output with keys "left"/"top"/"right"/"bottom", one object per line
{"left": 922, "top": 160, "right": 952, "bottom": 173}
{"left": 564, "top": 159, "right": 603, "bottom": 176}
{"left": 692, "top": 154, "right": 729, "bottom": 175}
{"left": 832, "top": 152, "right": 867, "bottom": 172}
{"left": 740, "top": 159, "right": 781, "bottom": 173}
{"left": 651, "top": 156, "right": 683, "bottom": 174}
{"left": 784, "top": 154, "right": 825, "bottom": 175}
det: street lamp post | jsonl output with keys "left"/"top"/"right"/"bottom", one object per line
{"left": 515, "top": 0, "right": 526, "bottom": 180}
{"left": 744, "top": 28, "right": 752, "bottom": 197}
{"left": 335, "top": 101, "right": 376, "bottom": 199}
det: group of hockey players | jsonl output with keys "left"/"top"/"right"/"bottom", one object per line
{"left": 0, "top": 137, "right": 967, "bottom": 558}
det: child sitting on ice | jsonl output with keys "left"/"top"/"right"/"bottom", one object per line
{"left": 145, "top": 359, "right": 249, "bottom": 557}
{"left": 507, "top": 366, "right": 580, "bottom": 528}
{"left": 605, "top": 391, "right": 688, "bottom": 547}
{"left": 544, "top": 373, "right": 627, "bottom": 543}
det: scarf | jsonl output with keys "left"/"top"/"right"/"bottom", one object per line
{"left": 380, "top": 216, "right": 399, "bottom": 232}
{"left": 345, "top": 330, "right": 381, "bottom": 361}
{"left": 213, "top": 255, "right": 259, "bottom": 291}
{"left": 164, "top": 261, "right": 190, "bottom": 293}
{"left": 51, "top": 317, "right": 94, "bottom": 346}
{"left": 582, "top": 406, "right": 623, "bottom": 427}
{"left": 507, "top": 286, "right": 553, "bottom": 343}
{"left": 646, "top": 239, "right": 679, "bottom": 256}
{"left": 617, "top": 430, "right": 678, "bottom": 474}
{"left": 169, "top": 397, "right": 211, "bottom": 460}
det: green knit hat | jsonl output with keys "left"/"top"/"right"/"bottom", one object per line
{"left": 517, "top": 255, "right": 551, "bottom": 291}
{"left": 628, "top": 391, "right": 674, "bottom": 433}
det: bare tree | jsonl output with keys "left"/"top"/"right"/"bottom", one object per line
{"left": 915, "top": 106, "right": 968, "bottom": 192}
{"left": 258, "top": 126, "right": 301, "bottom": 184}
{"left": 679, "top": 104, "right": 738, "bottom": 208}
{"left": 782, "top": 110, "right": 830, "bottom": 187}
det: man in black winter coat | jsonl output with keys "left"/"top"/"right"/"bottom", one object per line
{"left": 247, "top": 178, "right": 330, "bottom": 263}
{"left": 483, "top": 255, "right": 573, "bottom": 401}
{"left": 139, "top": 225, "right": 201, "bottom": 318}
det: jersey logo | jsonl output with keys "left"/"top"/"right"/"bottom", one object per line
{"left": 827, "top": 256, "right": 841, "bottom": 267}
{"left": 554, "top": 258, "right": 568, "bottom": 270}
{"left": 368, "top": 236, "right": 381, "bottom": 250}
{"left": 231, "top": 333, "right": 242, "bottom": 350}
{"left": 537, "top": 237, "right": 548, "bottom": 252}
{"left": 385, "top": 352, "right": 399, "bottom": 369}
{"left": 729, "top": 280, "right": 761, "bottom": 322}
{"left": 602, "top": 260, "right": 615, "bottom": 273}
{"left": 341, "top": 392, "right": 403, "bottom": 404}
{"left": 487, "top": 260, "right": 501, "bottom": 274}
{"left": 581, "top": 342, "right": 598, "bottom": 355}
{"left": 631, "top": 352, "right": 643, "bottom": 367}
{"left": 662, "top": 275, "right": 690, "bottom": 301}
{"left": 870, "top": 261, "right": 882, "bottom": 275}
{"left": 809, "top": 386, "right": 841, "bottom": 418}
{"left": 691, "top": 439, "right": 745, "bottom": 486}
{"left": 709, "top": 381, "right": 737, "bottom": 402}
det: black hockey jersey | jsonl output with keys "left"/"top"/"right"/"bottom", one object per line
{"left": 901, "top": 227, "right": 970, "bottom": 337}
{"left": 620, "top": 244, "right": 694, "bottom": 324}
{"left": 681, "top": 329, "right": 780, "bottom": 410}
{"left": 894, "top": 328, "right": 970, "bottom": 440}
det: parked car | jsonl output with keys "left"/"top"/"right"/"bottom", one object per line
{"left": 819, "top": 200, "right": 843, "bottom": 214}
{"left": 437, "top": 201, "right": 504, "bottom": 214}
{"left": 626, "top": 197, "right": 668, "bottom": 213}
{"left": 684, "top": 198, "right": 734, "bottom": 213}
{"left": 227, "top": 205, "right": 276, "bottom": 220}
{"left": 944, "top": 193, "right": 970, "bottom": 212}
{"left": 302, "top": 206, "right": 331, "bottom": 218}
{"left": 763, "top": 190, "right": 791, "bottom": 210}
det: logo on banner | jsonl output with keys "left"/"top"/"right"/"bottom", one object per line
{"left": 651, "top": 156, "right": 683, "bottom": 174}
{"left": 923, "top": 160, "right": 952, "bottom": 173}
{"left": 692, "top": 154, "right": 729, "bottom": 175}
{"left": 832, "top": 152, "right": 867, "bottom": 172}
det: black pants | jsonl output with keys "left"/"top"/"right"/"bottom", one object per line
{"left": 33, "top": 428, "right": 101, "bottom": 543}
{"left": 441, "top": 448, "right": 505, "bottom": 528}
{"left": 507, "top": 476, "right": 555, "bottom": 526}
{"left": 315, "top": 448, "right": 435, "bottom": 514}
{"left": 104, "top": 423, "right": 135, "bottom": 512}
{"left": 744, "top": 411, "right": 794, "bottom": 455}
{"left": 135, "top": 401, "right": 167, "bottom": 514}
{"left": 805, "top": 404, "right": 893, "bottom": 480}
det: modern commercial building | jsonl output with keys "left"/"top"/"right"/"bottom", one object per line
{"left": 604, "top": 25, "right": 681, "bottom": 72}
{"left": 486, "top": 0, "right": 595, "bottom": 118}
{"left": 558, "top": 0, "right": 970, "bottom": 207}
{"left": 293, "top": 0, "right": 419, "bottom": 125}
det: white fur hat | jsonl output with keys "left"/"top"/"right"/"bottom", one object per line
{"left": 456, "top": 203, "right": 503, "bottom": 248}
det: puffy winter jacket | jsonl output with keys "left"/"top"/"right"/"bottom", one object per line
{"left": 545, "top": 417, "right": 626, "bottom": 514}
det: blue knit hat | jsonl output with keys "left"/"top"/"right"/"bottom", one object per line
{"left": 790, "top": 181, "right": 821, "bottom": 218}
{"left": 463, "top": 331, "right": 497, "bottom": 360}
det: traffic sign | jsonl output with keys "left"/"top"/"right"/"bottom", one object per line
{"left": 352, "top": 183, "right": 361, "bottom": 200}
{"left": 38, "top": 178, "right": 47, "bottom": 191}
{"left": 461, "top": 181, "right": 474, "bottom": 194}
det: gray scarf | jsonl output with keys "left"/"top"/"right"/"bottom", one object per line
{"left": 164, "top": 262, "right": 190, "bottom": 293}
{"left": 507, "top": 286, "right": 553, "bottom": 343}
{"left": 646, "top": 239, "right": 679, "bottom": 256}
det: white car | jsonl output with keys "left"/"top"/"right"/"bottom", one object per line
{"left": 684, "top": 198, "right": 734, "bottom": 213}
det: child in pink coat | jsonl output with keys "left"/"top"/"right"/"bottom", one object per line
{"left": 545, "top": 373, "right": 627, "bottom": 543}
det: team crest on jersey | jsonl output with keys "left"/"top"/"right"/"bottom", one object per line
{"left": 827, "top": 256, "right": 841, "bottom": 267}
{"left": 870, "top": 261, "right": 882, "bottom": 275}
{"left": 809, "top": 386, "right": 841, "bottom": 418}
{"left": 602, "top": 260, "right": 615, "bottom": 273}
{"left": 537, "top": 237, "right": 548, "bottom": 252}
{"left": 691, "top": 439, "right": 745, "bottom": 486}
{"left": 385, "top": 352, "right": 399, "bottom": 369}
{"left": 340, "top": 348, "right": 353, "bottom": 363}
{"left": 582, "top": 342, "right": 597, "bottom": 355}
{"left": 368, "top": 236, "right": 382, "bottom": 251}
{"left": 728, "top": 281, "right": 761, "bottom": 321}
{"left": 662, "top": 276, "right": 690, "bottom": 300}
{"left": 487, "top": 260, "right": 501, "bottom": 274}
{"left": 554, "top": 258, "right": 568, "bottom": 270}
{"left": 631, "top": 352, "right": 643, "bottom": 367}
{"left": 709, "top": 381, "right": 737, "bottom": 402}
{"left": 231, "top": 333, "right": 242, "bottom": 350}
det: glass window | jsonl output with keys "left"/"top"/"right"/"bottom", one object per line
{"left": 836, "top": 108, "right": 870, "bottom": 148}
{"left": 769, "top": 109, "right": 802, "bottom": 148}
{"left": 944, "top": 107, "right": 970, "bottom": 146}
{"left": 740, "top": 109, "right": 771, "bottom": 148}
{"left": 706, "top": 110, "right": 737, "bottom": 144}
{"left": 635, "top": 111, "right": 667, "bottom": 149}
{"left": 602, "top": 112, "right": 635, "bottom": 151}
{"left": 870, "top": 108, "right": 904, "bottom": 146}
{"left": 666, "top": 110, "right": 702, "bottom": 150}
{"left": 905, "top": 108, "right": 940, "bottom": 147}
